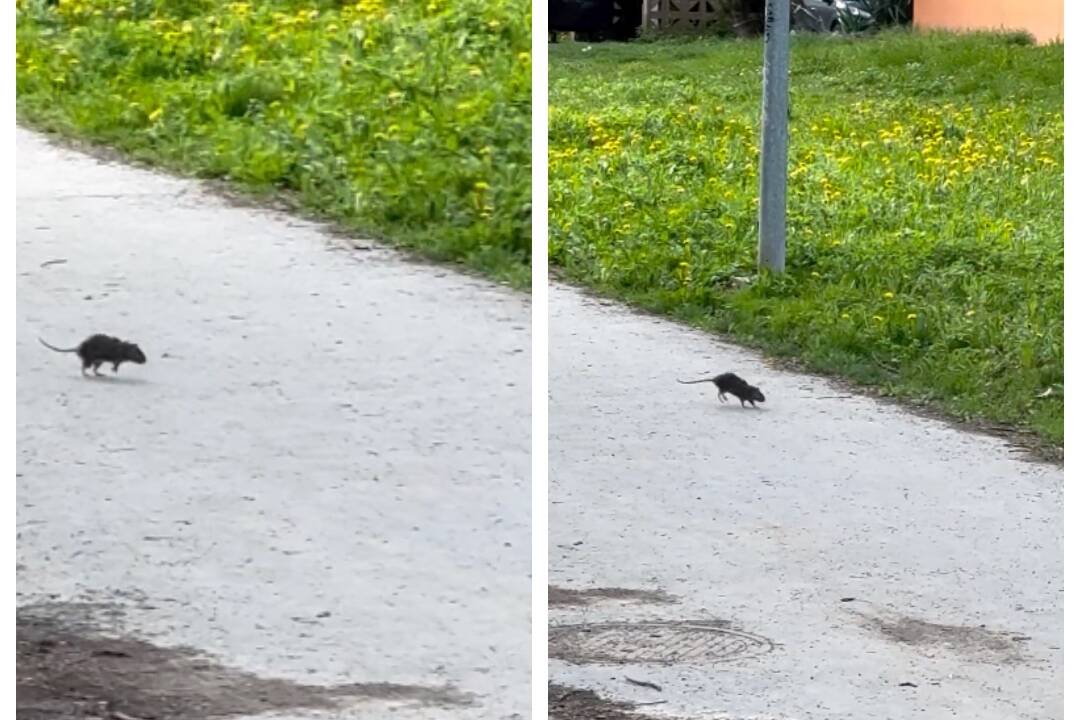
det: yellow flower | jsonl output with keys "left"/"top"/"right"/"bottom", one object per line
{"left": 872, "top": 315, "right": 884, "bottom": 322}
{"left": 473, "top": 181, "right": 489, "bottom": 191}
{"left": 841, "top": 313, "right": 850, "bottom": 319}
{"left": 882, "top": 291, "right": 894, "bottom": 299}
{"left": 148, "top": 107, "right": 164, "bottom": 122}
{"left": 906, "top": 313, "right": 917, "bottom": 320}
{"left": 965, "top": 309, "right": 976, "bottom": 317}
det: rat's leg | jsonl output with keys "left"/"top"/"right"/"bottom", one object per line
{"left": 717, "top": 389, "right": 727, "bottom": 402}
{"left": 112, "top": 362, "right": 120, "bottom": 372}
{"left": 92, "top": 361, "right": 104, "bottom": 376}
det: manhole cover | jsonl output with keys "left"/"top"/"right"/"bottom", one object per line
{"left": 549, "top": 621, "right": 774, "bottom": 665}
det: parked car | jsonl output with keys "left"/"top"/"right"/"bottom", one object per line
{"left": 549, "top": 0, "right": 641, "bottom": 42}
{"left": 791, "top": 0, "right": 875, "bottom": 33}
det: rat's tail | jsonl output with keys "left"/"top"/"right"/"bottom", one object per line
{"left": 677, "top": 378, "right": 714, "bottom": 385}
{"left": 38, "top": 337, "right": 78, "bottom": 353}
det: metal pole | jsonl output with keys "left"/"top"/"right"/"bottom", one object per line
{"left": 758, "top": 0, "right": 790, "bottom": 272}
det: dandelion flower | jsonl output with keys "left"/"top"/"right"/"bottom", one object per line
{"left": 906, "top": 313, "right": 917, "bottom": 320}
{"left": 883, "top": 291, "right": 894, "bottom": 299}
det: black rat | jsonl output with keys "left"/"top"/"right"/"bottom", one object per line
{"left": 39, "top": 334, "right": 147, "bottom": 376}
{"left": 678, "top": 372, "right": 765, "bottom": 408}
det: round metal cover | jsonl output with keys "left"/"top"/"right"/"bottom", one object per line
{"left": 549, "top": 621, "right": 774, "bottom": 665}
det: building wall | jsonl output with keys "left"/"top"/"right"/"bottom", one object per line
{"left": 914, "top": 0, "right": 1063, "bottom": 44}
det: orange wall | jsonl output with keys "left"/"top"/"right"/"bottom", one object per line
{"left": 915, "top": 0, "right": 1063, "bottom": 44}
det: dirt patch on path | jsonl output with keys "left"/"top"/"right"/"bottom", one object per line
{"left": 550, "top": 684, "right": 675, "bottom": 720}
{"left": 849, "top": 604, "right": 1031, "bottom": 666}
{"left": 549, "top": 585, "right": 677, "bottom": 607}
{"left": 17, "top": 602, "right": 471, "bottom": 720}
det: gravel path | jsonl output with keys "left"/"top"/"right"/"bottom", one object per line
{"left": 16, "top": 128, "right": 530, "bottom": 720}
{"left": 549, "top": 284, "right": 1062, "bottom": 720}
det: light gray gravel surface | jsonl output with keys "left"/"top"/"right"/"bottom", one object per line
{"left": 16, "top": 128, "right": 530, "bottom": 719}
{"left": 549, "top": 285, "right": 1062, "bottom": 720}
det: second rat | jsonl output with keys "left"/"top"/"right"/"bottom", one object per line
{"left": 678, "top": 372, "right": 765, "bottom": 408}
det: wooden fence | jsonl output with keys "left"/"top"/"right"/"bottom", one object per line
{"left": 641, "top": 0, "right": 725, "bottom": 32}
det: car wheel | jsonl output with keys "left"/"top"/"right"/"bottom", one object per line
{"left": 830, "top": 19, "right": 841, "bottom": 33}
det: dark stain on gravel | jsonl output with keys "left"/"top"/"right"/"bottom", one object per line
{"left": 855, "top": 606, "right": 1029, "bottom": 665}
{"left": 549, "top": 585, "right": 677, "bottom": 607}
{"left": 18, "top": 602, "right": 471, "bottom": 719}
{"left": 550, "top": 684, "right": 676, "bottom": 720}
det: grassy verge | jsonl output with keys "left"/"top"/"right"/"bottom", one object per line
{"left": 16, "top": 0, "right": 531, "bottom": 287}
{"left": 550, "top": 30, "right": 1063, "bottom": 445}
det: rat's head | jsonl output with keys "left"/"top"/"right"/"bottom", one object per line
{"left": 750, "top": 386, "right": 766, "bottom": 403}
{"left": 123, "top": 342, "right": 147, "bottom": 364}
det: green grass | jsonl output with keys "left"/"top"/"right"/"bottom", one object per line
{"left": 550, "top": 30, "right": 1063, "bottom": 445}
{"left": 16, "top": 0, "right": 531, "bottom": 287}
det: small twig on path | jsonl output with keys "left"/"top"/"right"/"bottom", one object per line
{"left": 40, "top": 258, "right": 67, "bottom": 268}
{"left": 624, "top": 676, "right": 662, "bottom": 692}
{"left": 112, "top": 711, "right": 148, "bottom": 720}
